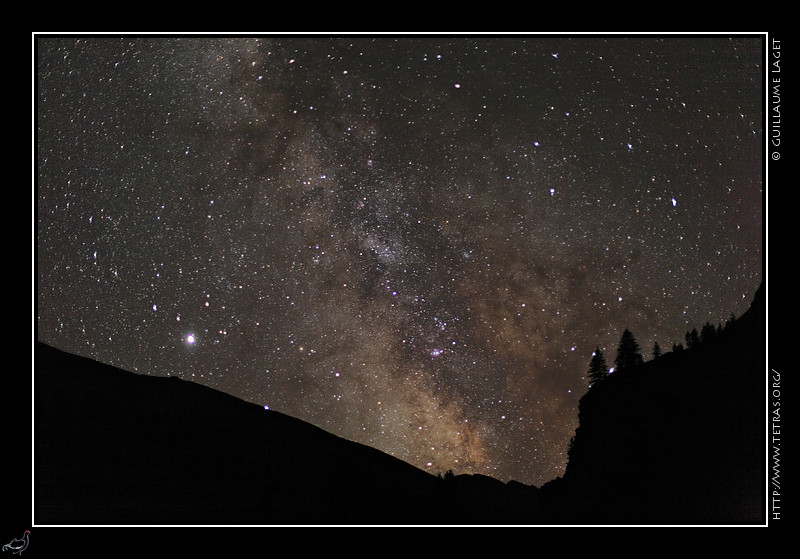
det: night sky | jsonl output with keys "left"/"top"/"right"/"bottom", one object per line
{"left": 36, "top": 34, "right": 763, "bottom": 487}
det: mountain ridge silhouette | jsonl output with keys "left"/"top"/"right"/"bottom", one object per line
{"left": 33, "top": 341, "right": 539, "bottom": 525}
{"left": 34, "top": 284, "right": 765, "bottom": 525}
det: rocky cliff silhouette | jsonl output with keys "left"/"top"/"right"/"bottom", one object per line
{"left": 541, "top": 284, "right": 765, "bottom": 524}
{"left": 34, "top": 285, "right": 764, "bottom": 525}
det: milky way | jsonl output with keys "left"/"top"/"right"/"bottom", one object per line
{"left": 36, "top": 34, "right": 763, "bottom": 486}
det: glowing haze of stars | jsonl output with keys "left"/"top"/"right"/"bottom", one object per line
{"left": 36, "top": 36, "right": 763, "bottom": 487}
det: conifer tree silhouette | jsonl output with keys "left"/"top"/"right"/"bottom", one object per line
{"left": 652, "top": 341, "right": 661, "bottom": 359}
{"left": 587, "top": 347, "right": 608, "bottom": 387}
{"left": 614, "top": 329, "right": 643, "bottom": 372}
{"left": 700, "top": 322, "right": 717, "bottom": 342}
{"left": 685, "top": 327, "right": 700, "bottom": 348}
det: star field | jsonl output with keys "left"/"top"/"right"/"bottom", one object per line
{"left": 36, "top": 34, "right": 763, "bottom": 487}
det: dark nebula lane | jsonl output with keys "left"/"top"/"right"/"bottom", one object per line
{"left": 36, "top": 34, "right": 764, "bottom": 487}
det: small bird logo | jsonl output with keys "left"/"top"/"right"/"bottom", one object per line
{"left": 2, "top": 531, "right": 29, "bottom": 555}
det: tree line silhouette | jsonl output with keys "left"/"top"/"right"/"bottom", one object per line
{"left": 586, "top": 313, "right": 739, "bottom": 388}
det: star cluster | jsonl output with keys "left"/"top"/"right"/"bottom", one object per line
{"left": 36, "top": 35, "right": 763, "bottom": 486}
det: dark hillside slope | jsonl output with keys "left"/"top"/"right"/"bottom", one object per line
{"left": 541, "top": 285, "right": 765, "bottom": 524}
{"left": 34, "top": 283, "right": 763, "bottom": 526}
{"left": 34, "top": 342, "right": 540, "bottom": 525}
